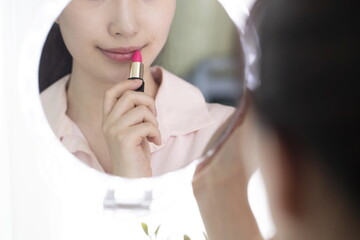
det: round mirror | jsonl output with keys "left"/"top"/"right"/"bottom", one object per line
{"left": 38, "top": 0, "right": 243, "bottom": 179}
{"left": 17, "top": 0, "right": 256, "bottom": 238}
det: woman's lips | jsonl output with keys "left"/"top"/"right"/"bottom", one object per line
{"left": 99, "top": 46, "right": 142, "bottom": 62}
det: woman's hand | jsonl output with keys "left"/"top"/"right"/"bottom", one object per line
{"left": 192, "top": 107, "right": 263, "bottom": 240}
{"left": 102, "top": 79, "right": 161, "bottom": 178}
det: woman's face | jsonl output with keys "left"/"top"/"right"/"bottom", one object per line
{"left": 57, "top": 0, "right": 176, "bottom": 83}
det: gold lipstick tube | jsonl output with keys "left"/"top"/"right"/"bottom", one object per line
{"left": 129, "top": 62, "right": 145, "bottom": 92}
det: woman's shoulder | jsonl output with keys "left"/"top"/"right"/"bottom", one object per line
{"left": 40, "top": 75, "right": 70, "bottom": 127}
{"left": 206, "top": 103, "right": 236, "bottom": 124}
{"left": 207, "top": 102, "right": 236, "bottom": 114}
{"left": 40, "top": 75, "right": 70, "bottom": 101}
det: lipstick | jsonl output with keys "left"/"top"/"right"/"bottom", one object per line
{"left": 129, "top": 50, "right": 145, "bottom": 92}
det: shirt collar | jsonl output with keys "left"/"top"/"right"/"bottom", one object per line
{"left": 150, "top": 67, "right": 215, "bottom": 151}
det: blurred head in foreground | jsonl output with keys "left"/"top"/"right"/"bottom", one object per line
{"left": 252, "top": 0, "right": 360, "bottom": 238}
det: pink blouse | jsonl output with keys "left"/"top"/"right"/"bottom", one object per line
{"left": 40, "top": 67, "right": 235, "bottom": 176}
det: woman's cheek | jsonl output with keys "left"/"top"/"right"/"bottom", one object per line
{"left": 142, "top": 14, "right": 172, "bottom": 62}
{"left": 152, "top": 13, "right": 173, "bottom": 42}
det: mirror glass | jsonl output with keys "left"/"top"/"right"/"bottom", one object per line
{"left": 38, "top": 0, "right": 244, "bottom": 178}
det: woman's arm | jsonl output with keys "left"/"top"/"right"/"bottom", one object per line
{"left": 192, "top": 110, "right": 264, "bottom": 240}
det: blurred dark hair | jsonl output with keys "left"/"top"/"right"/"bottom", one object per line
{"left": 254, "top": 0, "right": 360, "bottom": 208}
{"left": 39, "top": 23, "right": 72, "bottom": 92}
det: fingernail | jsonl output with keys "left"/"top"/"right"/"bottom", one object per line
{"left": 133, "top": 79, "right": 143, "bottom": 84}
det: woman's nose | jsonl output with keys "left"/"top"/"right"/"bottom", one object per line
{"left": 108, "top": 0, "right": 139, "bottom": 38}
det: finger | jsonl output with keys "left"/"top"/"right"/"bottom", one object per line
{"left": 107, "top": 105, "right": 159, "bottom": 130}
{"left": 147, "top": 136, "right": 162, "bottom": 146}
{"left": 106, "top": 90, "right": 157, "bottom": 120}
{"left": 103, "top": 79, "right": 143, "bottom": 116}
{"left": 126, "top": 122, "right": 162, "bottom": 147}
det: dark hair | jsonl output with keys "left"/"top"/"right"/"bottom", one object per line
{"left": 254, "top": 0, "right": 360, "bottom": 208}
{"left": 39, "top": 23, "right": 72, "bottom": 92}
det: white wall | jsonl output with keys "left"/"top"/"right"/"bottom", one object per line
{"left": 2, "top": 1, "right": 64, "bottom": 239}
{"left": 0, "top": 0, "right": 12, "bottom": 238}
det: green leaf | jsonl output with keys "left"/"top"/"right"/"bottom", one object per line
{"left": 184, "top": 234, "right": 191, "bottom": 240}
{"left": 141, "top": 222, "right": 149, "bottom": 236}
{"left": 154, "top": 225, "right": 161, "bottom": 237}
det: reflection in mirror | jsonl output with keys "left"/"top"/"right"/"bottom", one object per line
{"left": 38, "top": 0, "right": 243, "bottom": 178}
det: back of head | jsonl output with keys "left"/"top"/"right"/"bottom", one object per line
{"left": 254, "top": 0, "right": 360, "bottom": 213}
